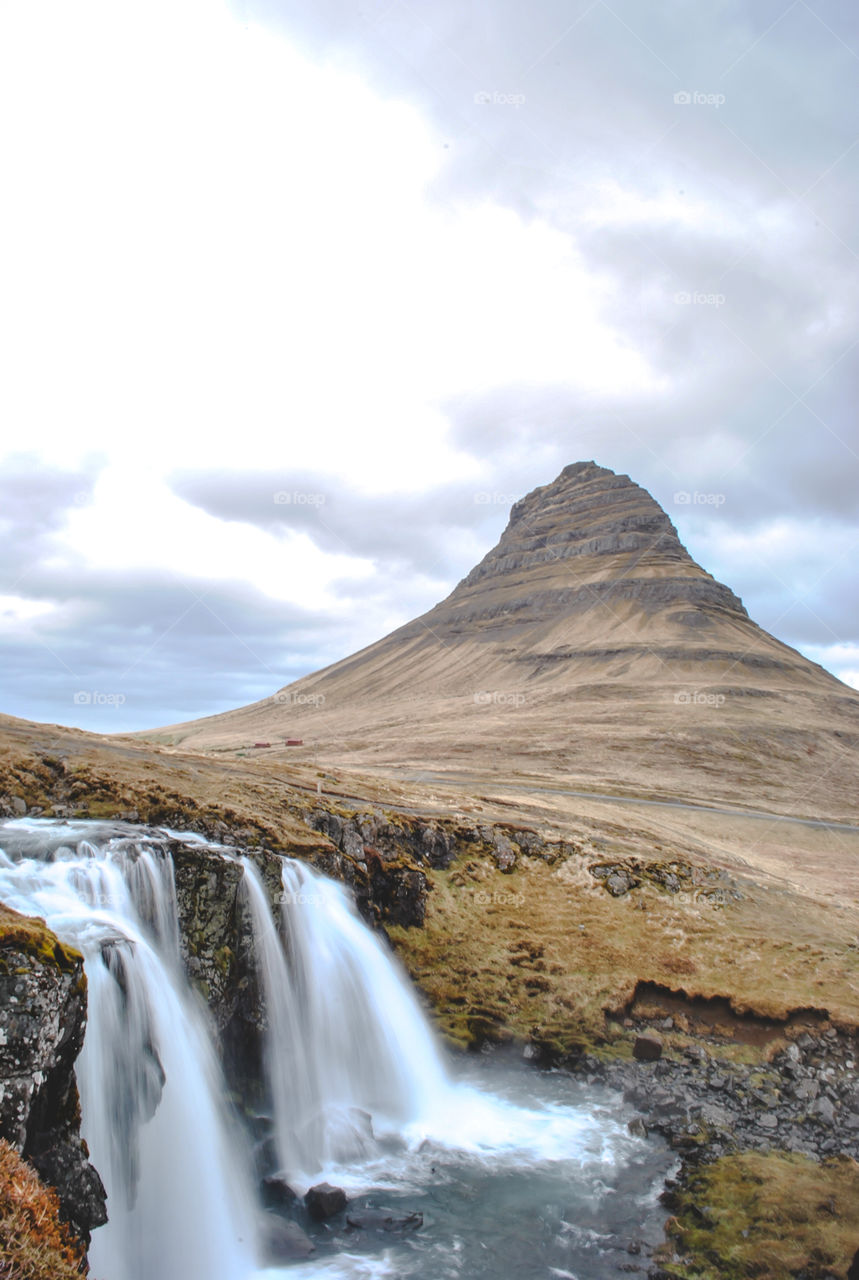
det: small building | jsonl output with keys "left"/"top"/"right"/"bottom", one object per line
{"left": 253, "top": 742, "right": 271, "bottom": 748}
{"left": 284, "top": 738, "right": 303, "bottom": 746}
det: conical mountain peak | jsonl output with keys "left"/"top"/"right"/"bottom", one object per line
{"left": 148, "top": 462, "right": 859, "bottom": 818}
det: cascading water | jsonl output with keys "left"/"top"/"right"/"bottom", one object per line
{"left": 241, "top": 857, "right": 452, "bottom": 1183}
{"left": 0, "top": 820, "right": 675, "bottom": 1280}
{"left": 0, "top": 822, "right": 258, "bottom": 1280}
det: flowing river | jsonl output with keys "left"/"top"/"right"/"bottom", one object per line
{"left": 0, "top": 820, "right": 673, "bottom": 1279}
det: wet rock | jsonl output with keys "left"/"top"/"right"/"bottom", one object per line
{"left": 0, "top": 907, "right": 107, "bottom": 1244}
{"left": 346, "top": 1208, "right": 423, "bottom": 1232}
{"left": 261, "top": 1214, "right": 315, "bottom": 1260}
{"left": 170, "top": 836, "right": 283, "bottom": 1097}
{"left": 633, "top": 1035, "right": 663, "bottom": 1062}
{"left": 253, "top": 1134, "right": 279, "bottom": 1178}
{"left": 305, "top": 1181, "right": 347, "bottom": 1220}
{"left": 628, "top": 1116, "right": 648, "bottom": 1138}
{"left": 261, "top": 1175, "right": 297, "bottom": 1210}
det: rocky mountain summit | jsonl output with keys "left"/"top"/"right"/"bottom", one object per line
{"left": 422, "top": 460, "right": 748, "bottom": 632}
{"left": 151, "top": 462, "right": 859, "bottom": 821}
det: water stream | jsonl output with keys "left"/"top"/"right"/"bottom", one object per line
{"left": 0, "top": 820, "right": 673, "bottom": 1279}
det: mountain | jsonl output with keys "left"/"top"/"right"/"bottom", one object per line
{"left": 147, "top": 462, "right": 859, "bottom": 820}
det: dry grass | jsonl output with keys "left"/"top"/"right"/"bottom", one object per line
{"left": 0, "top": 1140, "right": 86, "bottom": 1280}
{"left": 388, "top": 851, "right": 859, "bottom": 1054}
{"left": 657, "top": 1151, "right": 859, "bottom": 1278}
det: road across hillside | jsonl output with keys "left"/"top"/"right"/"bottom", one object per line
{"left": 393, "top": 770, "right": 859, "bottom": 834}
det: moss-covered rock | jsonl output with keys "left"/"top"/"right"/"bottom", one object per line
{"left": 0, "top": 905, "right": 106, "bottom": 1246}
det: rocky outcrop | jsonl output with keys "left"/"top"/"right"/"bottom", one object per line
{"left": 303, "top": 801, "right": 581, "bottom": 927}
{"left": 169, "top": 837, "right": 283, "bottom": 1101}
{"left": 0, "top": 904, "right": 106, "bottom": 1245}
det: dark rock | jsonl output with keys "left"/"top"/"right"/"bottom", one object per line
{"left": 170, "top": 837, "right": 283, "bottom": 1098}
{"left": 346, "top": 1208, "right": 423, "bottom": 1232}
{"left": 253, "top": 1134, "right": 279, "bottom": 1178}
{"left": 628, "top": 1116, "right": 648, "bottom": 1138}
{"left": 261, "top": 1214, "right": 315, "bottom": 1260}
{"left": 847, "top": 1246, "right": 859, "bottom": 1280}
{"left": 305, "top": 1181, "right": 347, "bottom": 1220}
{"left": 633, "top": 1035, "right": 663, "bottom": 1062}
{"left": 261, "top": 1175, "right": 297, "bottom": 1209}
{"left": 0, "top": 913, "right": 107, "bottom": 1244}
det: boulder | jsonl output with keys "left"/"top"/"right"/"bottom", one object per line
{"left": 261, "top": 1175, "right": 297, "bottom": 1210}
{"left": 304, "top": 1181, "right": 347, "bottom": 1220}
{"left": 261, "top": 1214, "right": 315, "bottom": 1260}
{"left": 633, "top": 1035, "right": 663, "bottom": 1062}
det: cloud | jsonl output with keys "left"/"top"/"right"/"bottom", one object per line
{"left": 168, "top": 469, "right": 510, "bottom": 579}
{"left": 0, "top": 0, "right": 857, "bottom": 723}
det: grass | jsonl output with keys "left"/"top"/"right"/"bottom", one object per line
{"left": 656, "top": 1151, "right": 859, "bottom": 1278}
{"left": 0, "top": 1140, "right": 87, "bottom": 1280}
{"left": 387, "top": 851, "right": 859, "bottom": 1055}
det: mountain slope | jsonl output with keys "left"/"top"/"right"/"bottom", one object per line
{"left": 147, "top": 462, "right": 859, "bottom": 820}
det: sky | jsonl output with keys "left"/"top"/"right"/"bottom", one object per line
{"left": 1, "top": 0, "right": 857, "bottom": 732}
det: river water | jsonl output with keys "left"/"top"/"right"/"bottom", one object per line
{"left": 0, "top": 819, "right": 673, "bottom": 1279}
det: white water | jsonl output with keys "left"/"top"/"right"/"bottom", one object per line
{"left": 0, "top": 823, "right": 258, "bottom": 1280}
{"left": 243, "top": 858, "right": 625, "bottom": 1193}
{"left": 0, "top": 820, "right": 668, "bottom": 1280}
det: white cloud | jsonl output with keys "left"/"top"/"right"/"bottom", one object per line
{"left": 0, "top": 0, "right": 855, "bottom": 726}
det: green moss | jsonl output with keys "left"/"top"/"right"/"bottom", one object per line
{"left": 657, "top": 1151, "right": 859, "bottom": 1279}
{"left": 0, "top": 905, "right": 81, "bottom": 976}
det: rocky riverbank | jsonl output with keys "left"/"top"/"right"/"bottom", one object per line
{"left": 556, "top": 1028, "right": 859, "bottom": 1276}
{"left": 577, "top": 1028, "right": 859, "bottom": 1164}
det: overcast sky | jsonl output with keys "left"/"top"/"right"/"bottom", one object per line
{"left": 1, "top": 0, "right": 857, "bottom": 732}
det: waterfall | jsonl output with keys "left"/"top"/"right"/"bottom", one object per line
{"left": 0, "top": 823, "right": 259, "bottom": 1280}
{"left": 0, "top": 819, "right": 658, "bottom": 1280}
{"left": 242, "top": 856, "right": 619, "bottom": 1192}
{"left": 240, "top": 857, "right": 451, "bottom": 1185}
